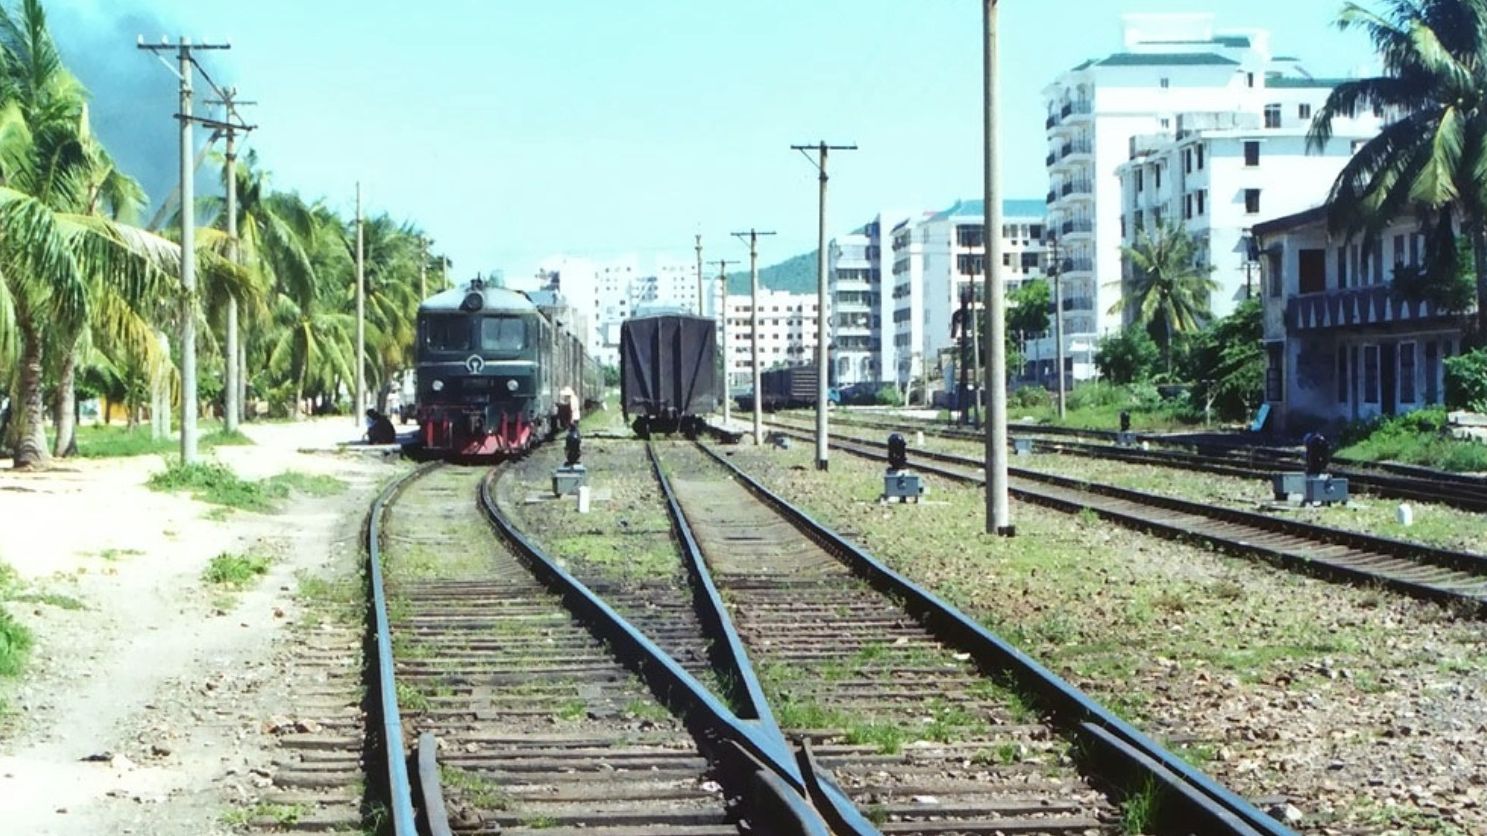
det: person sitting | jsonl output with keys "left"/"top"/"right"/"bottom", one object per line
{"left": 364, "top": 408, "right": 397, "bottom": 444}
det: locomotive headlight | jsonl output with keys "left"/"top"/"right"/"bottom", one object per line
{"left": 506, "top": 379, "right": 519, "bottom": 392}
{"left": 431, "top": 379, "right": 444, "bottom": 392}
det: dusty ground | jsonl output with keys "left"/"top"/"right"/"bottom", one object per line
{"left": 0, "top": 420, "right": 401, "bottom": 835}
{"left": 716, "top": 439, "right": 1487, "bottom": 835}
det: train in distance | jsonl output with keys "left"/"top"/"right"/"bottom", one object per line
{"left": 406, "top": 277, "right": 602, "bottom": 459}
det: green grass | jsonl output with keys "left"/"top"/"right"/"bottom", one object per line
{"left": 0, "top": 605, "right": 33, "bottom": 678}
{"left": 440, "top": 766, "right": 512, "bottom": 810}
{"left": 8, "top": 591, "right": 84, "bottom": 610}
{"left": 221, "top": 802, "right": 308, "bottom": 827}
{"left": 77, "top": 422, "right": 252, "bottom": 459}
{"left": 202, "top": 553, "right": 272, "bottom": 587}
{"left": 1339, "top": 408, "right": 1487, "bottom": 472}
{"left": 1121, "top": 777, "right": 1161, "bottom": 834}
{"left": 147, "top": 460, "right": 346, "bottom": 511}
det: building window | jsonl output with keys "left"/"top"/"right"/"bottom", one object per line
{"left": 1267, "top": 251, "right": 1282, "bottom": 297}
{"left": 1134, "top": 209, "right": 1144, "bottom": 230}
{"left": 1299, "top": 249, "right": 1326, "bottom": 294}
{"left": 1247, "top": 72, "right": 1256, "bottom": 88}
{"left": 1154, "top": 167, "right": 1162, "bottom": 189}
{"left": 1337, "top": 246, "right": 1348, "bottom": 288}
{"left": 1363, "top": 345, "right": 1380, "bottom": 404}
{"left": 1264, "top": 103, "right": 1281, "bottom": 128}
{"left": 1197, "top": 144, "right": 1205, "bottom": 169}
{"left": 1400, "top": 341, "right": 1417, "bottom": 403}
{"left": 1266, "top": 343, "right": 1284, "bottom": 402}
{"left": 1184, "top": 194, "right": 1193, "bottom": 219}
{"left": 1299, "top": 102, "right": 1313, "bottom": 120}
{"left": 1197, "top": 190, "right": 1206, "bottom": 215}
{"left": 1245, "top": 189, "right": 1262, "bottom": 214}
{"left": 1160, "top": 77, "right": 1170, "bottom": 89}
{"left": 1425, "top": 341, "right": 1440, "bottom": 403}
{"left": 1136, "top": 170, "right": 1144, "bottom": 192}
{"left": 1244, "top": 141, "right": 1260, "bottom": 166}
{"left": 1183, "top": 148, "right": 1192, "bottom": 173}
{"left": 1160, "top": 117, "right": 1171, "bottom": 129}
{"left": 1338, "top": 350, "right": 1349, "bottom": 403}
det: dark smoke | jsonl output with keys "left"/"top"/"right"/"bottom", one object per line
{"left": 49, "top": 3, "right": 232, "bottom": 223}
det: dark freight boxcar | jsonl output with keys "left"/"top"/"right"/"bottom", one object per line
{"left": 760, "top": 364, "right": 820, "bottom": 411}
{"left": 620, "top": 314, "right": 720, "bottom": 437}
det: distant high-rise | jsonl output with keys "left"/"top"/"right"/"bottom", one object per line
{"left": 1044, "top": 13, "right": 1380, "bottom": 372}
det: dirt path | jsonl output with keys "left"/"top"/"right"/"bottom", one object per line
{"left": 0, "top": 419, "right": 402, "bottom": 835}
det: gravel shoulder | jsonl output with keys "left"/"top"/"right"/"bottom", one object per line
{"left": 0, "top": 420, "right": 403, "bottom": 835}
{"left": 717, "top": 439, "right": 1487, "bottom": 835}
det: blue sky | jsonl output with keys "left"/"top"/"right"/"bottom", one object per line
{"left": 53, "top": 1, "right": 1377, "bottom": 283}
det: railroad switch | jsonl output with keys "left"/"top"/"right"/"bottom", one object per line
{"left": 553, "top": 426, "right": 588, "bottom": 497}
{"left": 882, "top": 433, "right": 926, "bottom": 503}
{"left": 1271, "top": 432, "right": 1349, "bottom": 505}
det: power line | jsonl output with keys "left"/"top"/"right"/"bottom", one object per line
{"left": 732, "top": 229, "right": 776, "bottom": 445}
{"left": 137, "top": 35, "right": 231, "bottom": 466}
{"left": 790, "top": 141, "right": 857, "bottom": 471}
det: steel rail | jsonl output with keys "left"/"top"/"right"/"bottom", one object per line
{"left": 365, "top": 461, "right": 443, "bottom": 836}
{"left": 645, "top": 441, "right": 883, "bottom": 835}
{"left": 697, "top": 442, "right": 1288, "bottom": 836}
{"left": 822, "top": 412, "right": 1487, "bottom": 511}
{"left": 475, "top": 467, "right": 834, "bottom": 835}
{"left": 802, "top": 424, "right": 1487, "bottom": 579}
{"left": 778, "top": 424, "right": 1487, "bottom": 614}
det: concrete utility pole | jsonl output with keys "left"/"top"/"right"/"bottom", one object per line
{"left": 792, "top": 141, "right": 856, "bottom": 471}
{"left": 1047, "top": 232, "right": 1066, "bottom": 419}
{"left": 983, "top": 1, "right": 1013, "bottom": 536}
{"left": 207, "top": 87, "right": 256, "bottom": 433}
{"left": 713, "top": 259, "right": 738, "bottom": 424}
{"left": 355, "top": 182, "right": 366, "bottom": 424}
{"left": 139, "top": 36, "right": 230, "bottom": 465}
{"left": 733, "top": 229, "right": 776, "bottom": 446}
{"left": 695, "top": 234, "right": 705, "bottom": 316}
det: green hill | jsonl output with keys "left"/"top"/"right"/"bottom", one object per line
{"left": 726, "top": 249, "right": 819, "bottom": 295}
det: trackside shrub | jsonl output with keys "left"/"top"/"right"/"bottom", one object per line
{"left": 1445, "top": 348, "right": 1487, "bottom": 412}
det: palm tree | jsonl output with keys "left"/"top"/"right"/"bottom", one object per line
{"left": 1111, "top": 222, "right": 1217, "bottom": 374}
{"left": 1308, "top": 0, "right": 1487, "bottom": 334}
{"left": 0, "top": 0, "right": 178, "bottom": 467}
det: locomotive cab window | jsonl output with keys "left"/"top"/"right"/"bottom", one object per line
{"left": 422, "top": 315, "right": 471, "bottom": 351}
{"left": 480, "top": 316, "right": 528, "bottom": 353}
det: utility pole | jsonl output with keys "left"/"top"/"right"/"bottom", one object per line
{"left": 206, "top": 87, "right": 256, "bottom": 433}
{"left": 695, "top": 234, "right": 705, "bottom": 316}
{"left": 792, "top": 141, "right": 856, "bottom": 471}
{"left": 733, "top": 229, "right": 776, "bottom": 445}
{"left": 714, "top": 259, "right": 738, "bottom": 424}
{"left": 1047, "top": 232, "right": 1066, "bottom": 419}
{"left": 983, "top": 1, "right": 1013, "bottom": 536}
{"left": 355, "top": 183, "right": 366, "bottom": 424}
{"left": 139, "top": 36, "right": 230, "bottom": 465}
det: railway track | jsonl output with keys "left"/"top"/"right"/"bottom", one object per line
{"left": 819, "top": 412, "right": 1487, "bottom": 513}
{"left": 769, "top": 420, "right": 1487, "bottom": 614}
{"left": 336, "top": 447, "right": 1292, "bottom": 834}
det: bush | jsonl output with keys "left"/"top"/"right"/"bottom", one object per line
{"left": 1445, "top": 348, "right": 1487, "bottom": 412}
{"left": 1010, "top": 386, "right": 1052, "bottom": 410}
{"left": 873, "top": 386, "right": 903, "bottom": 407}
{"left": 1094, "top": 328, "right": 1160, "bottom": 384}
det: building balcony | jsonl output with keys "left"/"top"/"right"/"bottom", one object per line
{"left": 1064, "top": 100, "right": 1093, "bottom": 121}
{"left": 1061, "top": 257, "right": 1094, "bottom": 274}
{"left": 1059, "top": 218, "right": 1093, "bottom": 237}
{"left": 1045, "top": 114, "right": 1058, "bottom": 130}
{"left": 1046, "top": 190, "right": 1057, "bottom": 205}
{"left": 1060, "top": 140, "right": 1092, "bottom": 159}
{"left": 1285, "top": 284, "right": 1459, "bottom": 332}
{"left": 1045, "top": 152, "right": 1057, "bottom": 167}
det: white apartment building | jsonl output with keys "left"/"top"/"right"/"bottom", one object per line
{"left": 721, "top": 290, "right": 819, "bottom": 393}
{"left": 1044, "top": 13, "right": 1378, "bottom": 362}
{"left": 889, "top": 199, "right": 1048, "bottom": 389}
{"left": 1116, "top": 95, "right": 1380, "bottom": 322}
{"left": 829, "top": 212, "right": 907, "bottom": 388}
{"left": 539, "top": 254, "right": 704, "bottom": 366}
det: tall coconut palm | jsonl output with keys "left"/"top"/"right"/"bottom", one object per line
{"left": 1308, "top": 0, "right": 1487, "bottom": 334}
{"left": 0, "top": 0, "right": 178, "bottom": 467}
{"left": 1111, "top": 221, "right": 1217, "bottom": 374}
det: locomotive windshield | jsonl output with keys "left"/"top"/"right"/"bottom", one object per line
{"left": 480, "top": 316, "right": 527, "bottom": 353}
{"left": 422, "top": 315, "right": 471, "bottom": 352}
